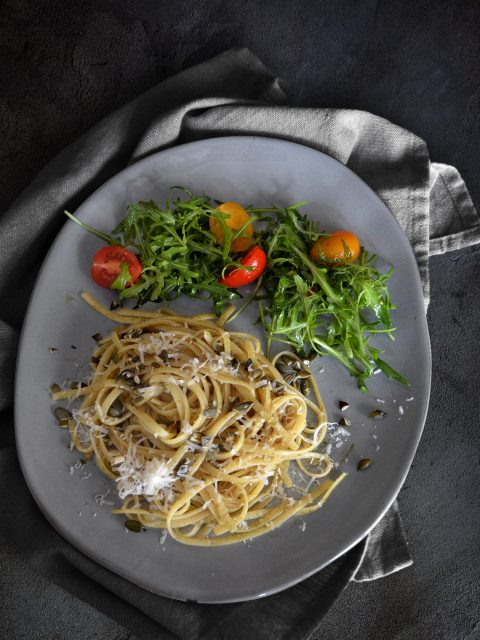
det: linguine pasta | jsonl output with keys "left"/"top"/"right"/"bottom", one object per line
{"left": 53, "top": 292, "right": 345, "bottom": 546}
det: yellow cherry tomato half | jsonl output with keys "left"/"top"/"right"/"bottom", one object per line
{"left": 309, "top": 230, "right": 361, "bottom": 264}
{"left": 209, "top": 202, "right": 253, "bottom": 253}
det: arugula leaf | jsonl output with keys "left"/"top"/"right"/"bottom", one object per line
{"left": 369, "top": 351, "right": 410, "bottom": 386}
{"left": 110, "top": 262, "right": 132, "bottom": 290}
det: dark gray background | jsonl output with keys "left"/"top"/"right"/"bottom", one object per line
{"left": 1, "top": 1, "right": 480, "bottom": 639}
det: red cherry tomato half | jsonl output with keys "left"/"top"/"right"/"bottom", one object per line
{"left": 91, "top": 246, "right": 142, "bottom": 289}
{"left": 219, "top": 245, "right": 267, "bottom": 288}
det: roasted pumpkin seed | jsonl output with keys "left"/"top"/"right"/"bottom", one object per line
{"left": 357, "top": 458, "right": 372, "bottom": 471}
{"left": 369, "top": 409, "right": 386, "bottom": 420}
{"left": 125, "top": 519, "right": 143, "bottom": 533}
{"left": 117, "top": 369, "right": 134, "bottom": 381}
{"left": 203, "top": 407, "right": 217, "bottom": 418}
{"left": 212, "top": 341, "right": 224, "bottom": 354}
{"left": 300, "top": 378, "right": 311, "bottom": 396}
{"left": 275, "top": 361, "right": 287, "bottom": 373}
{"left": 69, "top": 381, "right": 87, "bottom": 390}
{"left": 284, "top": 372, "right": 297, "bottom": 385}
{"left": 233, "top": 401, "right": 254, "bottom": 414}
{"left": 108, "top": 398, "right": 125, "bottom": 417}
{"left": 54, "top": 407, "right": 71, "bottom": 425}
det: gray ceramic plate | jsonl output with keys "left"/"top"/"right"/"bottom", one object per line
{"left": 15, "top": 137, "right": 431, "bottom": 603}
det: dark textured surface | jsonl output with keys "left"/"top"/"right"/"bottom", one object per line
{"left": 1, "top": 1, "right": 480, "bottom": 639}
{"left": 0, "top": 540, "right": 134, "bottom": 640}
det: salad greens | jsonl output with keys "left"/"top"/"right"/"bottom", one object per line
{"left": 66, "top": 191, "right": 250, "bottom": 314}
{"left": 257, "top": 204, "right": 408, "bottom": 392}
{"left": 65, "top": 190, "right": 408, "bottom": 391}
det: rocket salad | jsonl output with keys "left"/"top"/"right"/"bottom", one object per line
{"left": 65, "top": 188, "right": 408, "bottom": 391}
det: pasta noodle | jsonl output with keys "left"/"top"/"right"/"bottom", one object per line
{"left": 53, "top": 292, "right": 345, "bottom": 545}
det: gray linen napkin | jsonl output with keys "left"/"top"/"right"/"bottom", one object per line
{"left": 2, "top": 48, "right": 480, "bottom": 639}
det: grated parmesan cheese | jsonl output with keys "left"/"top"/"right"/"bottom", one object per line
{"left": 115, "top": 445, "right": 176, "bottom": 499}
{"left": 159, "top": 529, "right": 168, "bottom": 545}
{"left": 181, "top": 421, "right": 193, "bottom": 435}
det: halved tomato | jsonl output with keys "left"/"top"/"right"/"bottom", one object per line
{"left": 219, "top": 245, "right": 267, "bottom": 288}
{"left": 91, "top": 246, "right": 142, "bottom": 289}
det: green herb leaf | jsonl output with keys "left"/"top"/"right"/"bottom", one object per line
{"left": 370, "top": 353, "right": 410, "bottom": 386}
{"left": 110, "top": 261, "right": 132, "bottom": 291}
{"left": 64, "top": 210, "right": 117, "bottom": 245}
